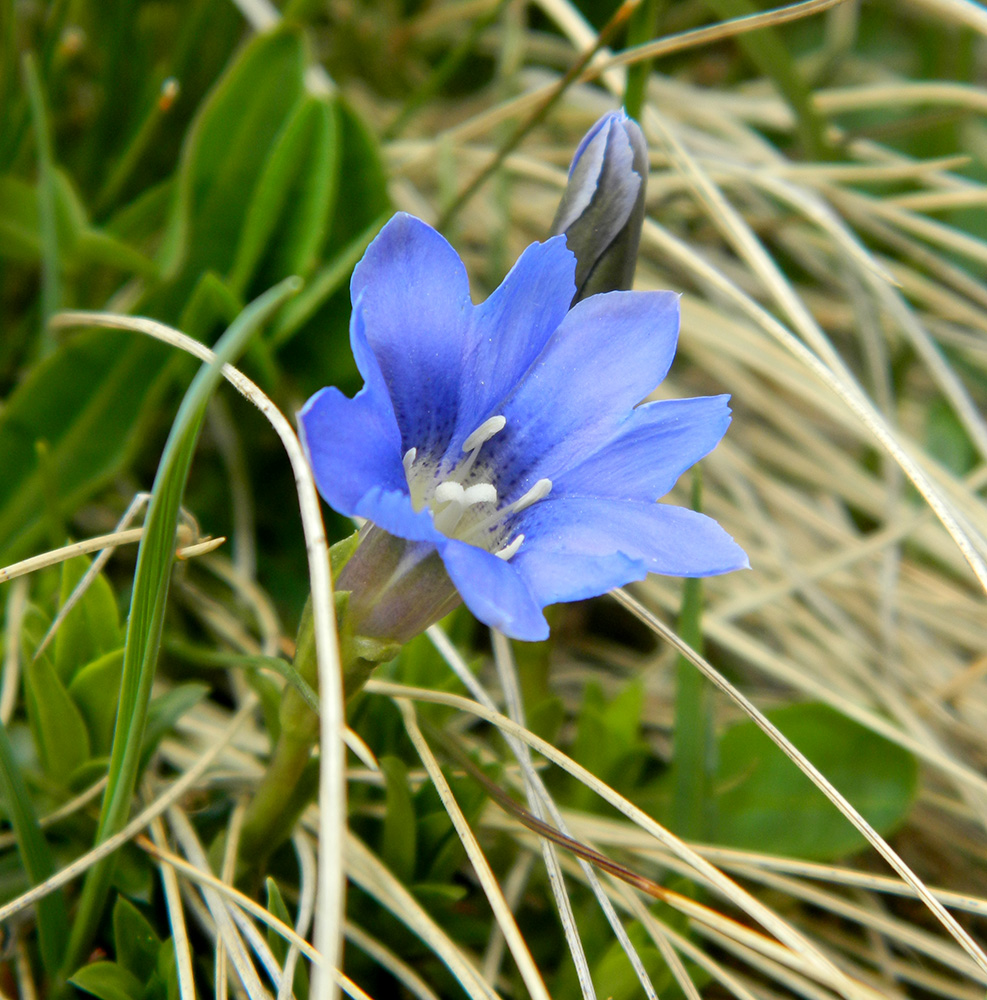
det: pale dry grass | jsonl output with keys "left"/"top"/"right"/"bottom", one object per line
{"left": 4, "top": 1, "right": 987, "bottom": 999}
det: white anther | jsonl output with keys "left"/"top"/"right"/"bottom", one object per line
{"left": 495, "top": 534, "right": 524, "bottom": 560}
{"left": 434, "top": 481, "right": 465, "bottom": 506}
{"left": 509, "top": 478, "right": 552, "bottom": 515}
{"left": 463, "top": 483, "right": 497, "bottom": 506}
{"left": 402, "top": 447, "right": 417, "bottom": 475}
{"left": 462, "top": 415, "right": 506, "bottom": 454}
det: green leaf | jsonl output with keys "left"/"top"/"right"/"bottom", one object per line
{"left": 379, "top": 756, "right": 416, "bottom": 882}
{"left": 54, "top": 553, "right": 122, "bottom": 684}
{"left": 24, "top": 654, "right": 91, "bottom": 783}
{"left": 155, "top": 28, "right": 307, "bottom": 297}
{"left": 140, "top": 682, "right": 210, "bottom": 768}
{"left": 713, "top": 703, "right": 918, "bottom": 860}
{"left": 568, "top": 680, "right": 649, "bottom": 809}
{"left": 0, "top": 328, "right": 170, "bottom": 564}
{"left": 177, "top": 270, "right": 243, "bottom": 343}
{"left": 326, "top": 99, "right": 390, "bottom": 249}
{"left": 265, "top": 878, "right": 292, "bottom": 963}
{"left": 0, "top": 718, "right": 69, "bottom": 974}
{"left": 112, "top": 896, "right": 161, "bottom": 980}
{"left": 229, "top": 95, "right": 339, "bottom": 295}
{"left": 71, "top": 961, "right": 144, "bottom": 1000}
{"left": 68, "top": 650, "right": 126, "bottom": 757}
{"left": 0, "top": 173, "right": 40, "bottom": 260}
{"left": 264, "top": 877, "right": 310, "bottom": 999}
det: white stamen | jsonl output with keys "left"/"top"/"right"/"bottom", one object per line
{"left": 402, "top": 447, "right": 417, "bottom": 475}
{"left": 462, "top": 415, "right": 506, "bottom": 454}
{"left": 463, "top": 483, "right": 497, "bottom": 506}
{"left": 509, "top": 478, "right": 552, "bottom": 514}
{"left": 495, "top": 534, "right": 524, "bottom": 560}
{"left": 434, "top": 481, "right": 465, "bottom": 505}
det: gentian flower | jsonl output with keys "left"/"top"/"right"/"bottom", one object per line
{"left": 551, "top": 109, "right": 649, "bottom": 303}
{"left": 299, "top": 213, "right": 748, "bottom": 643}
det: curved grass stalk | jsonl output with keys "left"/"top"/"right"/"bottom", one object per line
{"left": 345, "top": 833, "right": 501, "bottom": 1000}
{"left": 148, "top": 810, "right": 197, "bottom": 1000}
{"left": 610, "top": 588, "right": 987, "bottom": 978}
{"left": 431, "top": 624, "right": 658, "bottom": 999}
{"left": 367, "top": 680, "right": 872, "bottom": 999}
{"left": 397, "top": 698, "right": 552, "bottom": 1000}
{"left": 51, "top": 308, "right": 345, "bottom": 1000}
{"left": 0, "top": 696, "right": 258, "bottom": 926}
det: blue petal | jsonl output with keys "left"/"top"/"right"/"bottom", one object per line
{"left": 489, "top": 289, "right": 680, "bottom": 499}
{"left": 350, "top": 213, "right": 472, "bottom": 454}
{"left": 555, "top": 395, "right": 732, "bottom": 501}
{"left": 454, "top": 236, "right": 575, "bottom": 444}
{"left": 298, "top": 385, "right": 405, "bottom": 518}
{"left": 354, "top": 486, "right": 446, "bottom": 546}
{"left": 514, "top": 498, "right": 749, "bottom": 606}
{"left": 441, "top": 540, "right": 549, "bottom": 641}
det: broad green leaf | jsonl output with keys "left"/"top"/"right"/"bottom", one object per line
{"left": 0, "top": 328, "right": 170, "bottom": 564}
{"left": 713, "top": 703, "right": 918, "bottom": 860}
{"left": 24, "top": 654, "right": 91, "bottom": 783}
{"left": 177, "top": 270, "right": 243, "bottom": 343}
{"left": 568, "top": 680, "right": 649, "bottom": 810}
{"left": 71, "top": 961, "right": 144, "bottom": 1000}
{"left": 112, "top": 896, "right": 161, "bottom": 980}
{"left": 591, "top": 921, "right": 669, "bottom": 1000}
{"left": 326, "top": 99, "right": 390, "bottom": 249}
{"left": 266, "top": 99, "right": 389, "bottom": 350}
{"left": 229, "top": 95, "right": 339, "bottom": 295}
{"left": 155, "top": 28, "right": 307, "bottom": 297}
{"left": 54, "top": 554, "right": 122, "bottom": 684}
{"left": 0, "top": 174, "right": 40, "bottom": 260}
{"left": 265, "top": 878, "right": 292, "bottom": 963}
{"left": 68, "top": 649, "right": 126, "bottom": 756}
{"left": 380, "top": 755, "right": 416, "bottom": 882}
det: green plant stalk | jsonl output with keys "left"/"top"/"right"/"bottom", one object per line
{"left": 703, "top": 0, "right": 832, "bottom": 160}
{"left": 237, "top": 589, "right": 396, "bottom": 866}
{"left": 671, "top": 468, "right": 715, "bottom": 842}
{"left": 623, "top": 0, "right": 665, "bottom": 121}
{"left": 62, "top": 276, "right": 301, "bottom": 976}
{"left": 23, "top": 52, "right": 60, "bottom": 353}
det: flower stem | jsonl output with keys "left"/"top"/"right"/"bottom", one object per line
{"left": 238, "top": 588, "right": 400, "bottom": 868}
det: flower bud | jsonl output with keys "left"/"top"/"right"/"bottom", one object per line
{"left": 550, "top": 109, "right": 648, "bottom": 303}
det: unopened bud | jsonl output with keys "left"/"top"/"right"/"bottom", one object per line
{"left": 551, "top": 109, "right": 648, "bottom": 303}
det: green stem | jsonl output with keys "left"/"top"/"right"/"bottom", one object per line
{"left": 237, "top": 594, "right": 394, "bottom": 867}
{"left": 671, "top": 468, "right": 715, "bottom": 843}
{"left": 623, "top": 0, "right": 665, "bottom": 121}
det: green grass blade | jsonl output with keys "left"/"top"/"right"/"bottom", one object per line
{"left": 63, "top": 275, "right": 301, "bottom": 974}
{"left": 703, "top": 0, "right": 832, "bottom": 159}
{"left": 0, "top": 718, "right": 69, "bottom": 975}
{"left": 671, "top": 469, "right": 715, "bottom": 842}
{"left": 23, "top": 52, "right": 59, "bottom": 352}
{"left": 623, "top": 0, "right": 665, "bottom": 121}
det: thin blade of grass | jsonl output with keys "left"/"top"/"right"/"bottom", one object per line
{"left": 63, "top": 275, "right": 301, "bottom": 972}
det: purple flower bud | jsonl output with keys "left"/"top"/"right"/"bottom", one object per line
{"left": 551, "top": 109, "right": 648, "bottom": 303}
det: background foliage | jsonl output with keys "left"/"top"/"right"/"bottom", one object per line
{"left": 2, "top": 1, "right": 987, "bottom": 999}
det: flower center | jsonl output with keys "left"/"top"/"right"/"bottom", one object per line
{"left": 403, "top": 415, "right": 551, "bottom": 560}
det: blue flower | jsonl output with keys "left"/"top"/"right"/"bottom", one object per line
{"left": 300, "top": 213, "right": 748, "bottom": 642}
